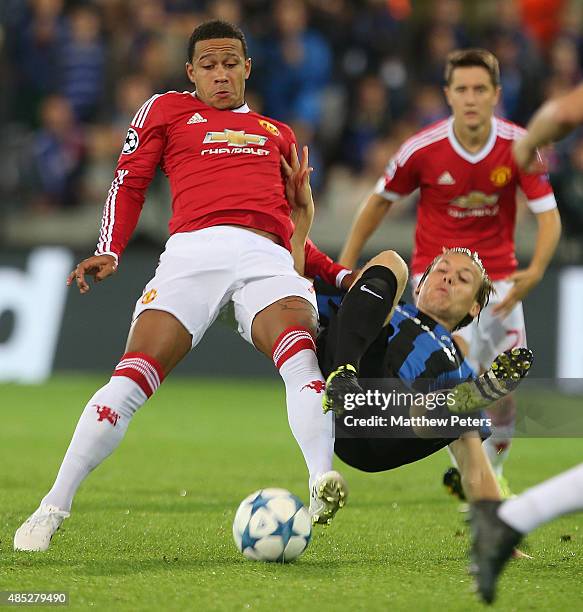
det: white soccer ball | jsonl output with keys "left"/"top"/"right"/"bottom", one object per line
{"left": 232, "top": 488, "right": 312, "bottom": 562}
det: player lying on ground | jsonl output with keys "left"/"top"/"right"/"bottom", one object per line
{"left": 339, "top": 48, "right": 561, "bottom": 489}
{"left": 316, "top": 248, "right": 532, "bottom": 501}
{"left": 469, "top": 81, "right": 583, "bottom": 605}
{"left": 283, "top": 146, "right": 532, "bottom": 505}
{"left": 14, "top": 19, "right": 347, "bottom": 553}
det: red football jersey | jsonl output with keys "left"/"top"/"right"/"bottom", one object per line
{"left": 375, "top": 117, "right": 557, "bottom": 279}
{"left": 96, "top": 91, "right": 297, "bottom": 262}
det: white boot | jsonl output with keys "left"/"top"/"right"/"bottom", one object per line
{"left": 309, "top": 470, "right": 348, "bottom": 525}
{"left": 14, "top": 504, "right": 70, "bottom": 551}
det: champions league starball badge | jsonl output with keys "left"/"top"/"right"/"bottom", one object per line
{"left": 122, "top": 128, "right": 139, "bottom": 154}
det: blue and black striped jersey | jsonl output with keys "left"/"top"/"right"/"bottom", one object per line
{"left": 317, "top": 292, "right": 475, "bottom": 392}
{"left": 382, "top": 303, "right": 475, "bottom": 391}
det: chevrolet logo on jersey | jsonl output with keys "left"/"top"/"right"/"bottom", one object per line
{"left": 449, "top": 191, "right": 500, "bottom": 218}
{"left": 451, "top": 192, "right": 499, "bottom": 209}
{"left": 203, "top": 130, "right": 268, "bottom": 147}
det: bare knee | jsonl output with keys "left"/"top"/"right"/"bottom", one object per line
{"left": 251, "top": 296, "right": 317, "bottom": 356}
{"left": 125, "top": 309, "right": 192, "bottom": 376}
{"left": 364, "top": 250, "right": 408, "bottom": 288}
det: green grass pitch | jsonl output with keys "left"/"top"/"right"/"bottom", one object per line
{"left": 1, "top": 377, "right": 581, "bottom": 611}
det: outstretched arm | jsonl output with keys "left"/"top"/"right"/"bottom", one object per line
{"left": 69, "top": 95, "right": 165, "bottom": 294}
{"left": 513, "top": 83, "right": 583, "bottom": 170}
{"left": 492, "top": 208, "right": 561, "bottom": 318}
{"left": 339, "top": 143, "right": 420, "bottom": 268}
{"left": 338, "top": 193, "right": 394, "bottom": 269}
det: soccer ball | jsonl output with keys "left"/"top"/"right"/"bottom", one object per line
{"left": 232, "top": 488, "right": 312, "bottom": 562}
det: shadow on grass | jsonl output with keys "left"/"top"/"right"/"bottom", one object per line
{"left": 75, "top": 499, "right": 235, "bottom": 514}
{"left": 2, "top": 554, "right": 375, "bottom": 577}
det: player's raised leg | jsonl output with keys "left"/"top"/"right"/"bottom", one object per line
{"left": 323, "top": 250, "right": 408, "bottom": 416}
{"left": 14, "top": 310, "right": 192, "bottom": 552}
{"left": 250, "top": 292, "right": 346, "bottom": 525}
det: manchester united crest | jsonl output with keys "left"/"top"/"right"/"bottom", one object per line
{"left": 490, "top": 165, "right": 512, "bottom": 187}
{"left": 258, "top": 119, "right": 280, "bottom": 136}
{"left": 141, "top": 289, "right": 157, "bottom": 304}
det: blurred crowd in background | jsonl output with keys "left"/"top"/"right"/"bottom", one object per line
{"left": 0, "top": 0, "right": 582, "bottom": 253}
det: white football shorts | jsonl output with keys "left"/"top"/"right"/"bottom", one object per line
{"left": 132, "top": 226, "right": 317, "bottom": 348}
{"left": 411, "top": 275, "right": 527, "bottom": 373}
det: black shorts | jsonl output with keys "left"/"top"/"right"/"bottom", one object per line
{"left": 317, "top": 294, "right": 487, "bottom": 472}
{"left": 334, "top": 436, "right": 451, "bottom": 472}
{"left": 318, "top": 301, "right": 469, "bottom": 472}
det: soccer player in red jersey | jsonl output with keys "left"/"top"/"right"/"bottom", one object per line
{"left": 13, "top": 20, "right": 347, "bottom": 552}
{"left": 339, "top": 49, "right": 562, "bottom": 490}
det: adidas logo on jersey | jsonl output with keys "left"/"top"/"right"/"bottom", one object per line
{"left": 437, "top": 171, "right": 455, "bottom": 185}
{"left": 187, "top": 113, "right": 207, "bottom": 124}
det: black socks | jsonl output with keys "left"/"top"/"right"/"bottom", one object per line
{"left": 333, "top": 265, "right": 398, "bottom": 371}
